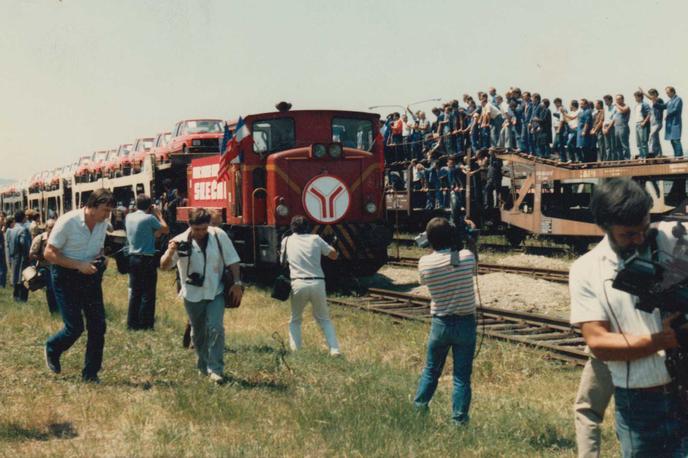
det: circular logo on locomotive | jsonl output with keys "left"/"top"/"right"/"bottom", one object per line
{"left": 302, "top": 175, "right": 351, "bottom": 224}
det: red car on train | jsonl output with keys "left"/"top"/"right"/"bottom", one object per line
{"left": 167, "top": 119, "right": 224, "bottom": 165}
{"left": 178, "top": 108, "right": 391, "bottom": 277}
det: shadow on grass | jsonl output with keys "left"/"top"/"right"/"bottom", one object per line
{"left": 0, "top": 421, "right": 78, "bottom": 442}
{"left": 112, "top": 379, "right": 181, "bottom": 390}
{"left": 528, "top": 424, "right": 576, "bottom": 450}
{"left": 222, "top": 373, "right": 289, "bottom": 392}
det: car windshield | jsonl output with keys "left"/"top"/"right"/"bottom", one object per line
{"left": 332, "top": 117, "right": 374, "bottom": 150}
{"left": 252, "top": 118, "right": 295, "bottom": 155}
{"left": 183, "top": 120, "right": 223, "bottom": 134}
{"left": 79, "top": 157, "right": 91, "bottom": 165}
{"left": 163, "top": 133, "right": 171, "bottom": 143}
{"left": 94, "top": 152, "right": 108, "bottom": 161}
{"left": 143, "top": 139, "right": 154, "bottom": 149}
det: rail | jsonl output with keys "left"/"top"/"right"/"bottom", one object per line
{"left": 329, "top": 287, "right": 586, "bottom": 365}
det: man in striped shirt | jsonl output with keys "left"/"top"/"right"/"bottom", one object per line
{"left": 414, "top": 217, "right": 477, "bottom": 425}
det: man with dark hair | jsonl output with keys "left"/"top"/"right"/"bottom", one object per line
{"left": 125, "top": 194, "right": 169, "bottom": 330}
{"left": 281, "top": 215, "right": 340, "bottom": 355}
{"left": 641, "top": 88, "right": 666, "bottom": 157}
{"left": 570, "top": 178, "right": 687, "bottom": 456}
{"left": 44, "top": 188, "right": 114, "bottom": 383}
{"left": 601, "top": 95, "right": 616, "bottom": 161}
{"left": 8, "top": 210, "right": 31, "bottom": 302}
{"left": 662, "top": 86, "right": 683, "bottom": 157}
{"left": 611, "top": 95, "right": 631, "bottom": 160}
{"left": 414, "top": 217, "right": 477, "bottom": 425}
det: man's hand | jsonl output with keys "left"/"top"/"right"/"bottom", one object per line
{"left": 229, "top": 285, "right": 243, "bottom": 307}
{"left": 652, "top": 313, "right": 681, "bottom": 351}
{"left": 152, "top": 206, "right": 163, "bottom": 218}
{"left": 77, "top": 261, "right": 97, "bottom": 275}
{"left": 168, "top": 240, "right": 178, "bottom": 252}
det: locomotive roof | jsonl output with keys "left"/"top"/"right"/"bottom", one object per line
{"left": 239, "top": 109, "right": 380, "bottom": 123}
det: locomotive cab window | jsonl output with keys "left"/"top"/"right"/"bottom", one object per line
{"left": 252, "top": 118, "right": 295, "bottom": 155}
{"left": 332, "top": 118, "right": 373, "bottom": 150}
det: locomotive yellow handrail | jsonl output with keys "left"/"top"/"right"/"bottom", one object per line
{"left": 251, "top": 187, "right": 267, "bottom": 264}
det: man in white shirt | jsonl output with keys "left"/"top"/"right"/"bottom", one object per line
{"left": 601, "top": 95, "right": 616, "bottom": 161}
{"left": 44, "top": 189, "right": 114, "bottom": 383}
{"left": 280, "top": 215, "right": 340, "bottom": 355}
{"left": 569, "top": 178, "right": 686, "bottom": 457}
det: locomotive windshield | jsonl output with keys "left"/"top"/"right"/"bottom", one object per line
{"left": 252, "top": 118, "right": 295, "bottom": 155}
{"left": 332, "top": 117, "right": 373, "bottom": 150}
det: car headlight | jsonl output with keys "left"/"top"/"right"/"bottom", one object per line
{"left": 313, "top": 144, "right": 327, "bottom": 158}
{"left": 192, "top": 139, "right": 201, "bottom": 146}
{"left": 329, "top": 143, "right": 343, "bottom": 158}
{"left": 276, "top": 204, "right": 289, "bottom": 217}
{"left": 365, "top": 202, "right": 377, "bottom": 214}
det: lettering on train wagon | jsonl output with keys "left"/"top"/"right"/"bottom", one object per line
{"left": 191, "top": 163, "right": 227, "bottom": 202}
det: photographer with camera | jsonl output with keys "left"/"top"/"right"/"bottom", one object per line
{"left": 413, "top": 217, "right": 477, "bottom": 425}
{"left": 43, "top": 189, "right": 114, "bottom": 383}
{"left": 125, "top": 194, "right": 168, "bottom": 331}
{"left": 570, "top": 178, "right": 687, "bottom": 457}
{"left": 160, "top": 208, "right": 242, "bottom": 383}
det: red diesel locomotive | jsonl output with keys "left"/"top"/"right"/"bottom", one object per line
{"left": 178, "top": 108, "right": 392, "bottom": 277}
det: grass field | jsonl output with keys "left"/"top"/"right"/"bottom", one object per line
{"left": 0, "top": 266, "right": 620, "bottom": 457}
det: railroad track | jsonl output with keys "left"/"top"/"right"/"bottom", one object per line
{"left": 391, "top": 237, "right": 571, "bottom": 256}
{"left": 387, "top": 257, "right": 569, "bottom": 284}
{"left": 329, "top": 288, "right": 586, "bottom": 365}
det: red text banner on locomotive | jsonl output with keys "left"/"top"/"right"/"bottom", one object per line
{"left": 188, "top": 155, "right": 227, "bottom": 208}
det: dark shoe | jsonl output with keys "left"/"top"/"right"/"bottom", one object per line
{"left": 182, "top": 323, "right": 191, "bottom": 349}
{"left": 82, "top": 375, "right": 100, "bottom": 384}
{"left": 44, "top": 345, "right": 61, "bottom": 374}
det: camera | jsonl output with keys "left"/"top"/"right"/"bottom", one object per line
{"left": 415, "top": 222, "right": 480, "bottom": 250}
{"left": 177, "top": 240, "right": 191, "bottom": 257}
{"left": 612, "top": 224, "right": 688, "bottom": 314}
{"left": 93, "top": 256, "right": 107, "bottom": 274}
{"left": 185, "top": 272, "right": 205, "bottom": 287}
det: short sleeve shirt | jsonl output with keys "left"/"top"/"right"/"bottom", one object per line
{"left": 169, "top": 227, "right": 241, "bottom": 302}
{"left": 280, "top": 234, "right": 333, "bottom": 279}
{"left": 125, "top": 210, "right": 162, "bottom": 255}
{"left": 48, "top": 208, "right": 109, "bottom": 262}
{"left": 569, "top": 224, "right": 681, "bottom": 388}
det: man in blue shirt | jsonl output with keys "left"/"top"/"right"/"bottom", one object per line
{"left": 641, "top": 88, "right": 665, "bottom": 158}
{"left": 125, "top": 193, "right": 168, "bottom": 330}
{"left": 633, "top": 91, "right": 651, "bottom": 159}
{"left": 577, "top": 99, "right": 594, "bottom": 163}
{"left": 9, "top": 210, "right": 31, "bottom": 302}
{"left": 662, "top": 86, "right": 683, "bottom": 157}
{"left": 611, "top": 94, "right": 631, "bottom": 160}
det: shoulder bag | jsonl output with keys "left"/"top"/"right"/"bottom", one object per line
{"left": 214, "top": 233, "right": 241, "bottom": 308}
{"left": 271, "top": 236, "right": 291, "bottom": 301}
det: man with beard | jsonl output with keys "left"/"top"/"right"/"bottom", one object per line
{"left": 569, "top": 178, "right": 687, "bottom": 457}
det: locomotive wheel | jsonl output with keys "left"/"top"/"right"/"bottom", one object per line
{"left": 505, "top": 227, "right": 527, "bottom": 247}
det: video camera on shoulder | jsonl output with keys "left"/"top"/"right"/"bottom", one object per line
{"left": 415, "top": 222, "right": 480, "bottom": 262}
{"left": 612, "top": 222, "right": 688, "bottom": 314}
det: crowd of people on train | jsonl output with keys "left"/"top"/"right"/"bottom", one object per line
{"left": 382, "top": 85, "right": 684, "bottom": 165}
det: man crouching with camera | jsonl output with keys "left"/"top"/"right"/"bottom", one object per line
{"left": 570, "top": 178, "right": 687, "bottom": 457}
{"left": 44, "top": 189, "right": 114, "bottom": 383}
{"left": 160, "top": 208, "right": 242, "bottom": 383}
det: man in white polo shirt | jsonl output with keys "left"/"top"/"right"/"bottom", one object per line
{"left": 570, "top": 178, "right": 687, "bottom": 456}
{"left": 44, "top": 189, "right": 114, "bottom": 383}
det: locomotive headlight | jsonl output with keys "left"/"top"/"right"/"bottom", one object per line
{"left": 328, "top": 143, "right": 343, "bottom": 158}
{"left": 192, "top": 139, "right": 201, "bottom": 146}
{"left": 312, "top": 144, "right": 327, "bottom": 158}
{"left": 276, "top": 204, "right": 290, "bottom": 217}
{"left": 365, "top": 201, "right": 377, "bottom": 214}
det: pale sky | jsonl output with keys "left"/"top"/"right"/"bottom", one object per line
{"left": 1, "top": 0, "right": 687, "bottom": 181}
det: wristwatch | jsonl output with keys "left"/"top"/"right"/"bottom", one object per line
{"left": 234, "top": 281, "right": 245, "bottom": 290}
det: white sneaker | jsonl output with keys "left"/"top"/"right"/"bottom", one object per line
{"left": 208, "top": 372, "right": 224, "bottom": 384}
{"left": 329, "top": 349, "right": 343, "bottom": 357}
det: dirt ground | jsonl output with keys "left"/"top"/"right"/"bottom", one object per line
{"left": 364, "top": 252, "right": 573, "bottom": 318}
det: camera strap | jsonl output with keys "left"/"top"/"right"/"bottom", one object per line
{"left": 185, "top": 233, "right": 207, "bottom": 283}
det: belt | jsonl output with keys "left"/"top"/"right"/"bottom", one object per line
{"left": 292, "top": 277, "right": 325, "bottom": 281}
{"left": 622, "top": 383, "right": 674, "bottom": 394}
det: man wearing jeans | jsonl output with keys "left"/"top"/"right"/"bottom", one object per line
{"left": 125, "top": 194, "right": 168, "bottom": 330}
{"left": 569, "top": 178, "right": 687, "bottom": 456}
{"left": 661, "top": 86, "right": 683, "bottom": 157}
{"left": 414, "top": 217, "right": 477, "bottom": 425}
{"left": 44, "top": 189, "right": 114, "bottom": 383}
{"left": 611, "top": 95, "right": 631, "bottom": 160}
{"left": 633, "top": 91, "right": 651, "bottom": 159}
